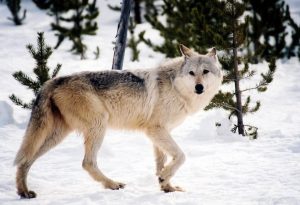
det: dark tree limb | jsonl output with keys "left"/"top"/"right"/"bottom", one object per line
{"left": 232, "top": 18, "right": 245, "bottom": 136}
{"left": 112, "top": 0, "right": 132, "bottom": 70}
{"left": 134, "top": 0, "right": 141, "bottom": 24}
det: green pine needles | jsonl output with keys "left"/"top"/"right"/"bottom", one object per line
{"left": 246, "top": 0, "right": 297, "bottom": 62}
{"left": 207, "top": 58, "right": 276, "bottom": 138}
{"left": 139, "top": 0, "right": 281, "bottom": 138}
{"left": 139, "top": 0, "right": 229, "bottom": 58}
{"left": 6, "top": 0, "right": 26, "bottom": 25}
{"left": 205, "top": 0, "right": 276, "bottom": 138}
{"left": 128, "top": 18, "right": 141, "bottom": 62}
{"left": 140, "top": 0, "right": 300, "bottom": 61}
{"left": 51, "top": 0, "right": 99, "bottom": 59}
{"left": 9, "top": 32, "right": 61, "bottom": 109}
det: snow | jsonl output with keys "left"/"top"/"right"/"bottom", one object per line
{"left": 0, "top": 101, "right": 15, "bottom": 126}
{"left": 0, "top": 0, "right": 300, "bottom": 204}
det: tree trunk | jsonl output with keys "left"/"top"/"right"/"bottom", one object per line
{"left": 112, "top": 0, "right": 132, "bottom": 70}
{"left": 252, "top": 9, "right": 259, "bottom": 63}
{"left": 134, "top": 0, "right": 141, "bottom": 24}
{"left": 233, "top": 21, "right": 245, "bottom": 136}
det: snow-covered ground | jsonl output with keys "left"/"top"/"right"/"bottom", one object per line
{"left": 0, "top": 1, "right": 300, "bottom": 204}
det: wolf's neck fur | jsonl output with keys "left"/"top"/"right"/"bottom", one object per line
{"left": 158, "top": 57, "right": 184, "bottom": 72}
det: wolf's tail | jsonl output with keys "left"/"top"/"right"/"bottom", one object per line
{"left": 14, "top": 82, "right": 57, "bottom": 166}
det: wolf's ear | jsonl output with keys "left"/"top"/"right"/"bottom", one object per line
{"left": 207, "top": 47, "right": 217, "bottom": 61}
{"left": 179, "top": 44, "right": 194, "bottom": 58}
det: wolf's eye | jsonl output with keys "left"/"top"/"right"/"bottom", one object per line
{"left": 203, "top": 69, "right": 209, "bottom": 74}
{"left": 189, "top": 71, "right": 195, "bottom": 76}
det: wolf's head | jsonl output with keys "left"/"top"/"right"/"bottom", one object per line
{"left": 176, "top": 44, "right": 223, "bottom": 95}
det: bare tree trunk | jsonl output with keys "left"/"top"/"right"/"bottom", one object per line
{"left": 252, "top": 9, "right": 259, "bottom": 63}
{"left": 233, "top": 21, "right": 245, "bottom": 136}
{"left": 112, "top": 0, "right": 132, "bottom": 70}
{"left": 134, "top": 0, "right": 141, "bottom": 24}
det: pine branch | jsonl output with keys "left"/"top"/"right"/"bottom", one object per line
{"left": 108, "top": 4, "right": 121, "bottom": 11}
{"left": 242, "top": 96, "right": 251, "bottom": 113}
{"left": 10, "top": 32, "right": 62, "bottom": 109}
{"left": 52, "top": 64, "right": 61, "bottom": 78}
{"left": 240, "top": 59, "right": 276, "bottom": 93}
{"left": 240, "top": 82, "right": 267, "bottom": 93}
{"left": 223, "top": 70, "right": 256, "bottom": 82}
{"left": 53, "top": 34, "right": 65, "bottom": 49}
{"left": 6, "top": 0, "right": 26, "bottom": 25}
{"left": 12, "top": 71, "right": 39, "bottom": 91}
{"left": 9, "top": 94, "right": 24, "bottom": 106}
{"left": 249, "top": 101, "right": 260, "bottom": 113}
{"left": 139, "top": 31, "right": 154, "bottom": 47}
{"left": 20, "top": 9, "right": 26, "bottom": 21}
{"left": 26, "top": 44, "right": 36, "bottom": 57}
{"left": 93, "top": 46, "right": 100, "bottom": 60}
{"left": 9, "top": 94, "right": 32, "bottom": 109}
{"left": 208, "top": 102, "right": 240, "bottom": 112}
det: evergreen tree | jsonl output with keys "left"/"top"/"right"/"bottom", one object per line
{"left": 140, "top": 0, "right": 300, "bottom": 62}
{"left": 139, "top": 0, "right": 229, "bottom": 57}
{"left": 9, "top": 32, "right": 61, "bottom": 109}
{"left": 6, "top": 0, "right": 26, "bottom": 25}
{"left": 245, "top": 0, "right": 299, "bottom": 62}
{"left": 51, "top": 0, "right": 99, "bottom": 59}
{"left": 139, "top": 0, "right": 278, "bottom": 137}
{"left": 32, "top": 0, "right": 74, "bottom": 26}
{"left": 287, "top": 14, "right": 300, "bottom": 59}
{"left": 204, "top": 0, "right": 276, "bottom": 138}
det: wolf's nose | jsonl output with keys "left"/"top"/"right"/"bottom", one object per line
{"left": 195, "top": 84, "right": 204, "bottom": 94}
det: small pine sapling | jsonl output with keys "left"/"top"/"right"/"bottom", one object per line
{"left": 9, "top": 32, "right": 61, "bottom": 109}
{"left": 137, "top": 0, "right": 280, "bottom": 137}
{"left": 139, "top": 0, "right": 228, "bottom": 57}
{"left": 287, "top": 15, "right": 300, "bottom": 59}
{"left": 245, "top": 0, "right": 294, "bottom": 62}
{"left": 6, "top": 0, "right": 26, "bottom": 25}
{"left": 32, "top": 0, "right": 74, "bottom": 26}
{"left": 206, "top": 1, "right": 276, "bottom": 138}
{"left": 140, "top": 0, "right": 300, "bottom": 62}
{"left": 51, "top": 0, "right": 99, "bottom": 59}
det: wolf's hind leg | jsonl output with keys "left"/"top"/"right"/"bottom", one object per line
{"left": 153, "top": 146, "right": 167, "bottom": 176}
{"left": 16, "top": 121, "right": 70, "bottom": 198}
{"left": 147, "top": 127, "right": 185, "bottom": 192}
{"left": 16, "top": 162, "right": 36, "bottom": 198}
{"left": 82, "top": 117, "right": 125, "bottom": 190}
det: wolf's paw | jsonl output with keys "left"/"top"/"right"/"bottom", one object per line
{"left": 18, "top": 190, "right": 37, "bottom": 199}
{"left": 161, "top": 184, "right": 185, "bottom": 193}
{"left": 104, "top": 180, "right": 126, "bottom": 190}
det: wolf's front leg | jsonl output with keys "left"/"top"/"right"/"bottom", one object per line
{"left": 147, "top": 127, "right": 185, "bottom": 192}
{"left": 82, "top": 122, "right": 125, "bottom": 190}
{"left": 153, "top": 146, "right": 167, "bottom": 176}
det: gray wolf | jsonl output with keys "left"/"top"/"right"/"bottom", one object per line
{"left": 14, "top": 44, "right": 223, "bottom": 198}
